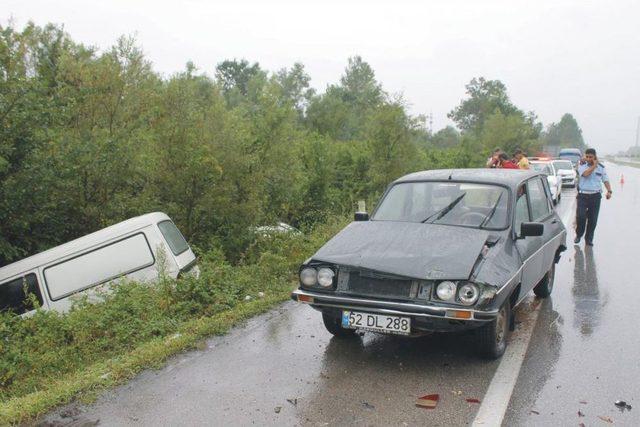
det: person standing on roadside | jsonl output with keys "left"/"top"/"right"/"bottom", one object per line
{"left": 513, "top": 149, "right": 530, "bottom": 170}
{"left": 574, "top": 148, "right": 612, "bottom": 246}
{"left": 486, "top": 148, "right": 502, "bottom": 168}
{"left": 497, "top": 153, "right": 519, "bottom": 169}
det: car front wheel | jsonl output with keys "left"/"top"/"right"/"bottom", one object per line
{"left": 476, "top": 300, "right": 511, "bottom": 359}
{"left": 322, "top": 312, "right": 357, "bottom": 338}
{"left": 534, "top": 263, "right": 555, "bottom": 298}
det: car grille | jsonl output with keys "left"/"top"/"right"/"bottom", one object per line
{"left": 344, "top": 271, "right": 415, "bottom": 300}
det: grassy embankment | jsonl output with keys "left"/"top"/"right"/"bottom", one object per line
{"left": 0, "top": 218, "right": 347, "bottom": 424}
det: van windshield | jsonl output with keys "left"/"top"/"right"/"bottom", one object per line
{"left": 158, "top": 221, "right": 190, "bottom": 255}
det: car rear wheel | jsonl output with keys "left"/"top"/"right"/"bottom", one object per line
{"left": 534, "top": 262, "right": 555, "bottom": 298}
{"left": 322, "top": 312, "right": 357, "bottom": 338}
{"left": 476, "top": 300, "right": 510, "bottom": 359}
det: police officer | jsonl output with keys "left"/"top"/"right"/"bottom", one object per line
{"left": 574, "top": 148, "right": 612, "bottom": 246}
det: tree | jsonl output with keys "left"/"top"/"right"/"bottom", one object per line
{"left": 430, "top": 126, "right": 461, "bottom": 149}
{"left": 306, "top": 56, "right": 384, "bottom": 140}
{"left": 215, "top": 59, "right": 263, "bottom": 99}
{"left": 448, "top": 77, "right": 519, "bottom": 134}
{"left": 544, "top": 113, "right": 585, "bottom": 150}
{"left": 480, "top": 110, "right": 542, "bottom": 156}
{"left": 273, "top": 62, "right": 315, "bottom": 116}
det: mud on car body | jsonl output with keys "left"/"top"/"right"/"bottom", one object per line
{"left": 292, "top": 169, "right": 567, "bottom": 358}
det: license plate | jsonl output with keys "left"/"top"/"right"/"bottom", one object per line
{"left": 341, "top": 310, "right": 411, "bottom": 335}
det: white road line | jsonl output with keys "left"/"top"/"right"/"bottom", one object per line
{"left": 472, "top": 195, "right": 576, "bottom": 427}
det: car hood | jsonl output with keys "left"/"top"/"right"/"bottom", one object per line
{"left": 311, "top": 221, "right": 495, "bottom": 280}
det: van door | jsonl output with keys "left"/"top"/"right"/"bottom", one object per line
{"left": 157, "top": 220, "right": 197, "bottom": 275}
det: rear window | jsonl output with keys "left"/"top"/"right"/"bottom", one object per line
{"left": 0, "top": 273, "right": 43, "bottom": 314}
{"left": 158, "top": 221, "right": 190, "bottom": 255}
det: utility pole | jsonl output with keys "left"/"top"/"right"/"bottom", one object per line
{"left": 636, "top": 116, "right": 640, "bottom": 148}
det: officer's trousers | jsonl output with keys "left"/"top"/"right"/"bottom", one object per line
{"left": 576, "top": 192, "right": 602, "bottom": 243}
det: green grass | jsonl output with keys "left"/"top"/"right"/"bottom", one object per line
{"left": 0, "top": 217, "right": 348, "bottom": 425}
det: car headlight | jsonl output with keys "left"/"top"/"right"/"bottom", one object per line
{"left": 300, "top": 267, "right": 317, "bottom": 286}
{"left": 317, "top": 267, "right": 335, "bottom": 288}
{"left": 458, "top": 282, "right": 480, "bottom": 305}
{"left": 436, "top": 281, "right": 457, "bottom": 301}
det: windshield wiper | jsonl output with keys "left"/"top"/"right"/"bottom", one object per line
{"left": 421, "top": 192, "right": 466, "bottom": 223}
{"left": 479, "top": 192, "right": 504, "bottom": 229}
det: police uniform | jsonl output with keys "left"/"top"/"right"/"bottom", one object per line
{"left": 576, "top": 162, "right": 609, "bottom": 244}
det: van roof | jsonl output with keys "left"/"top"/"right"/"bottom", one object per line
{"left": 0, "top": 212, "right": 171, "bottom": 281}
{"left": 559, "top": 148, "right": 582, "bottom": 154}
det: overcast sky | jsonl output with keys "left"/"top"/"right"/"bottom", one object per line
{"left": 5, "top": 0, "right": 640, "bottom": 153}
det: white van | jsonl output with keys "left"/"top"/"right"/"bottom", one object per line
{"left": 0, "top": 212, "right": 198, "bottom": 315}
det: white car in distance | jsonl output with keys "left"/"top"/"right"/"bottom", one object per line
{"left": 553, "top": 159, "right": 578, "bottom": 188}
{"left": 530, "top": 160, "right": 562, "bottom": 205}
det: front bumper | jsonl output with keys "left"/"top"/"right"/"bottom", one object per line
{"left": 561, "top": 176, "right": 576, "bottom": 186}
{"left": 291, "top": 289, "right": 499, "bottom": 332}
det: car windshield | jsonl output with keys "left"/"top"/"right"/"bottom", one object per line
{"left": 530, "top": 162, "right": 552, "bottom": 174}
{"left": 373, "top": 181, "right": 509, "bottom": 229}
{"left": 553, "top": 161, "right": 573, "bottom": 171}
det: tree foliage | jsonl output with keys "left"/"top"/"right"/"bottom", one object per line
{"left": 0, "top": 22, "right": 584, "bottom": 266}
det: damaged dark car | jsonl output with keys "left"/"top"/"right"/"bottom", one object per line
{"left": 291, "top": 169, "right": 566, "bottom": 358}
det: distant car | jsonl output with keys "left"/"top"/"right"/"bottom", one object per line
{"left": 292, "top": 169, "right": 567, "bottom": 359}
{"left": 253, "top": 222, "right": 301, "bottom": 236}
{"left": 558, "top": 148, "right": 582, "bottom": 167}
{"left": 0, "top": 213, "right": 198, "bottom": 316}
{"left": 530, "top": 160, "right": 562, "bottom": 205}
{"left": 553, "top": 159, "right": 578, "bottom": 188}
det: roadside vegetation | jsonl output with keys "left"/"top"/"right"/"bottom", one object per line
{"left": 0, "top": 20, "right": 587, "bottom": 422}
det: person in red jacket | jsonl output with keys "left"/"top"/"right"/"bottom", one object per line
{"left": 497, "top": 153, "right": 519, "bottom": 169}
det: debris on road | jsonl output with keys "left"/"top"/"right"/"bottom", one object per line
{"left": 274, "top": 406, "right": 282, "bottom": 414}
{"left": 615, "top": 400, "right": 632, "bottom": 411}
{"left": 286, "top": 398, "right": 298, "bottom": 406}
{"left": 579, "top": 400, "right": 588, "bottom": 404}
{"left": 577, "top": 410, "right": 584, "bottom": 417}
{"left": 598, "top": 415, "right": 614, "bottom": 423}
{"left": 465, "top": 398, "right": 481, "bottom": 404}
{"left": 530, "top": 410, "right": 540, "bottom": 415}
{"left": 362, "top": 402, "right": 375, "bottom": 410}
{"left": 416, "top": 394, "right": 439, "bottom": 409}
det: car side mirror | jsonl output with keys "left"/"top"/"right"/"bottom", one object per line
{"left": 520, "top": 222, "right": 544, "bottom": 238}
{"left": 354, "top": 211, "right": 369, "bottom": 221}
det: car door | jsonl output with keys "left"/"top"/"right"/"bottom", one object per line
{"left": 514, "top": 183, "right": 542, "bottom": 294}
{"left": 524, "top": 177, "right": 555, "bottom": 290}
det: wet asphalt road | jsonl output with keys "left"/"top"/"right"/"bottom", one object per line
{"left": 41, "top": 162, "right": 640, "bottom": 426}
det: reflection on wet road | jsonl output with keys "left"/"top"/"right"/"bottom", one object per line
{"left": 572, "top": 246, "right": 603, "bottom": 336}
{"left": 41, "top": 163, "right": 640, "bottom": 426}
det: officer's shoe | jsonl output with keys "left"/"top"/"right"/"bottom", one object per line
{"left": 574, "top": 237, "right": 581, "bottom": 244}
{"left": 586, "top": 241, "right": 594, "bottom": 246}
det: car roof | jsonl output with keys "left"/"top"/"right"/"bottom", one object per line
{"left": 394, "top": 168, "right": 542, "bottom": 190}
{"left": 0, "top": 212, "right": 171, "bottom": 281}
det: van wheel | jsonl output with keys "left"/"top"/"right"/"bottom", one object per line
{"left": 476, "top": 300, "right": 510, "bottom": 359}
{"left": 322, "top": 313, "right": 357, "bottom": 338}
{"left": 534, "top": 263, "right": 555, "bottom": 298}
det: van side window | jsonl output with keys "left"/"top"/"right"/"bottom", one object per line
{"left": 44, "top": 233, "right": 155, "bottom": 301}
{"left": 157, "top": 221, "right": 189, "bottom": 255}
{"left": 0, "top": 273, "right": 43, "bottom": 314}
